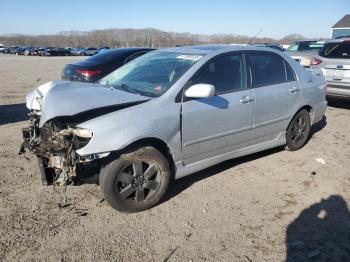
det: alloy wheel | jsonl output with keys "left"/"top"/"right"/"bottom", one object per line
{"left": 116, "top": 160, "right": 161, "bottom": 203}
{"left": 290, "top": 115, "right": 308, "bottom": 147}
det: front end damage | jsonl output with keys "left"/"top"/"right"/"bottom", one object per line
{"left": 20, "top": 81, "right": 150, "bottom": 186}
{"left": 19, "top": 112, "right": 107, "bottom": 186}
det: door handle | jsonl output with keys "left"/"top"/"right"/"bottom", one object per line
{"left": 289, "top": 87, "right": 300, "bottom": 93}
{"left": 240, "top": 96, "right": 255, "bottom": 104}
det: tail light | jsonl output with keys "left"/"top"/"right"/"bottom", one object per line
{"left": 300, "top": 57, "right": 322, "bottom": 67}
{"left": 75, "top": 69, "right": 101, "bottom": 77}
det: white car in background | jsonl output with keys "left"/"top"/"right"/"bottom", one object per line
{"left": 285, "top": 40, "right": 325, "bottom": 65}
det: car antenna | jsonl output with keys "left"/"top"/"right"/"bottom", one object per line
{"left": 247, "top": 29, "right": 264, "bottom": 45}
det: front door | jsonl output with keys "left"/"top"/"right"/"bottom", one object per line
{"left": 181, "top": 53, "right": 255, "bottom": 164}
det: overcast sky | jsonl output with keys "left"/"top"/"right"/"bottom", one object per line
{"left": 0, "top": 0, "right": 349, "bottom": 39}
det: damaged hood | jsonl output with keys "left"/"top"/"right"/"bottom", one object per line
{"left": 26, "top": 80, "right": 149, "bottom": 127}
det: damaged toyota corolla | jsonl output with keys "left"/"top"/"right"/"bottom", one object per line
{"left": 20, "top": 45, "right": 327, "bottom": 212}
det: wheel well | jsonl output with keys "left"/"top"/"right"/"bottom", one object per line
{"left": 118, "top": 138, "right": 175, "bottom": 173}
{"left": 288, "top": 105, "right": 313, "bottom": 129}
{"left": 299, "top": 105, "right": 313, "bottom": 121}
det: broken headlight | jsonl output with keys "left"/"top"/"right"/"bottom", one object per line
{"left": 59, "top": 127, "right": 93, "bottom": 138}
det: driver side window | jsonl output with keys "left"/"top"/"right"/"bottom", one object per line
{"left": 191, "top": 53, "right": 246, "bottom": 95}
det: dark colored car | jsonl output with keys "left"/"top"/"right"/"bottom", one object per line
{"left": 61, "top": 47, "right": 155, "bottom": 82}
{"left": 251, "top": 43, "right": 285, "bottom": 52}
{"left": 43, "top": 48, "right": 71, "bottom": 56}
{"left": 286, "top": 40, "right": 325, "bottom": 53}
{"left": 15, "top": 47, "right": 28, "bottom": 55}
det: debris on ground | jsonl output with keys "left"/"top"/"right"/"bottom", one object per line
{"left": 315, "top": 158, "right": 326, "bottom": 165}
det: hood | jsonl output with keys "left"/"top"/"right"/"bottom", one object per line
{"left": 26, "top": 80, "right": 149, "bottom": 127}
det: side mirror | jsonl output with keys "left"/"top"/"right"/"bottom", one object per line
{"left": 184, "top": 84, "right": 215, "bottom": 98}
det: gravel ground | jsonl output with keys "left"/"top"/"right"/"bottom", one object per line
{"left": 0, "top": 54, "right": 349, "bottom": 261}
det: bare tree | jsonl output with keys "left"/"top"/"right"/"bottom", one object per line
{"left": 0, "top": 28, "right": 307, "bottom": 48}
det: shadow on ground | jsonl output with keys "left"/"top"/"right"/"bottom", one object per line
{"left": 164, "top": 115, "right": 327, "bottom": 202}
{"left": 164, "top": 146, "right": 284, "bottom": 203}
{"left": 286, "top": 195, "right": 350, "bottom": 261}
{"left": 327, "top": 98, "right": 350, "bottom": 110}
{"left": 0, "top": 103, "right": 29, "bottom": 125}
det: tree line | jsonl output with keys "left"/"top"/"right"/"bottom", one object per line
{"left": 0, "top": 28, "right": 306, "bottom": 48}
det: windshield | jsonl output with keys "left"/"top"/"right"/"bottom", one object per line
{"left": 319, "top": 42, "right": 350, "bottom": 59}
{"left": 287, "top": 41, "right": 324, "bottom": 52}
{"left": 99, "top": 51, "right": 202, "bottom": 97}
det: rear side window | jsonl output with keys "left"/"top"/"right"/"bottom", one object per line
{"left": 84, "top": 51, "right": 125, "bottom": 63}
{"left": 285, "top": 62, "right": 296, "bottom": 82}
{"left": 248, "top": 53, "right": 288, "bottom": 87}
{"left": 319, "top": 42, "right": 350, "bottom": 59}
{"left": 191, "top": 53, "right": 246, "bottom": 94}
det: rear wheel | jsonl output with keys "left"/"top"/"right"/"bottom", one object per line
{"left": 99, "top": 146, "right": 171, "bottom": 212}
{"left": 286, "top": 109, "right": 311, "bottom": 151}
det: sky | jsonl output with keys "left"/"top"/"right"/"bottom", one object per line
{"left": 0, "top": 0, "right": 349, "bottom": 39}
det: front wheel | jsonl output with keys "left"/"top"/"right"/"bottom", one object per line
{"left": 99, "top": 146, "right": 171, "bottom": 212}
{"left": 286, "top": 109, "right": 311, "bottom": 151}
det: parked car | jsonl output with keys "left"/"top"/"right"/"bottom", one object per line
{"left": 43, "top": 48, "right": 71, "bottom": 56}
{"left": 304, "top": 37, "right": 350, "bottom": 99}
{"left": 24, "top": 47, "right": 37, "bottom": 56}
{"left": 79, "top": 47, "right": 99, "bottom": 56}
{"left": 0, "top": 44, "right": 5, "bottom": 53}
{"left": 71, "top": 48, "right": 84, "bottom": 56}
{"left": 15, "top": 47, "right": 28, "bottom": 55}
{"left": 98, "top": 46, "right": 110, "bottom": 53}
{"left": 21, "top": 45, "right": 327, "bottom": 212}
{"left": 3, "top": 46, "right": 18, "bottom": 54}
{"left": 62, "top": 48, "right": 155, "bottom": 82}
{"left": 286, "top": 40, "right": 325, "bottom": 64}
{"left": 251, "top": 43, "right": 285, "bottom": 52}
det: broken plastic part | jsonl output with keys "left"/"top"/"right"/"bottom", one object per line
{"left": 59, "top": 127, "right": 93, "bottom": 138}
{"left": 54, "top": 170, "right": 69, "bottom": 186}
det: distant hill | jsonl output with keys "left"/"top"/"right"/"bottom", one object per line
{"left": 0, "top": 28, "right": 312, "bottom": 47}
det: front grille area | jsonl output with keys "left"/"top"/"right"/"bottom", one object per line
{"left": 73, "top": 137, "right": 91, "bottom": 150}
{"left": 40, "top": 123, "right": 52, "bottom": 141}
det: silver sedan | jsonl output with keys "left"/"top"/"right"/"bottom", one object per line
{"left": 22, "top": 45, "right": 327, "bottom": 212}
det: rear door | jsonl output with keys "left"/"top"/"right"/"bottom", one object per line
{"left": 246, "top": 51, "right": 300, "bottom": 145}
{"left": 181, "top": 53, "right": 255, "bottom": 164}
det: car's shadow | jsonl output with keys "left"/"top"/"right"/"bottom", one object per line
{"left": 163, "top": 116, "right": 327, "bottom": 203}
{"left": 308, "top": 115, "right": 327, "bottom": 141}
{"left": 0, "top": 103, "right": 29, "bottom": 125}
{"left": 327, "top": 98, "right": 350, "bottom": 110}
{"left": 163, "top": 146, "right": 284, "bottom": 203}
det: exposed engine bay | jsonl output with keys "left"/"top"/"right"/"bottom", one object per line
{"left": 19, "top": 111, "right": 105, "bottom": 186}
{"left": 21, "top": 79, "right": 149, "bottom": 187}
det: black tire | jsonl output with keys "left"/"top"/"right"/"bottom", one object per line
{"left": 286, "top": 109, "right": 311, "bottom": 151}
{"left": 99, "top": 146, "right": 171, "bottom": 212}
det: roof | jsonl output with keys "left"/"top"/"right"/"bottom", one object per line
{"left": 292, "top": 39, "right": 325, "bottom": 43}
{"left": 161, "top": 44, "right": 253, "bottom": 55}
{"left": 332, "top": 15, "right": 350, "bottom": 28}
{"left": 326, "top": 37, "right": 350, "bottom": 43}
{"left": 161, "top": 44, "right": 230, "bottom": 55}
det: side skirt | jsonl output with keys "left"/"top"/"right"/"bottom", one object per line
{"left": 174, "top": 131, "right": 286, "bottom": 180}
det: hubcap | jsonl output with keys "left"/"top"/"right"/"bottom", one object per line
{"left": 291, "top": 116, "right": 308, "bottom": 146}
{"left": 116, "top": 160, "right": 161, "bottom": 203}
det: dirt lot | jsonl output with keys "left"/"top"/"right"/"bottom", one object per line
{"left": 0, "top": 54, "right": 349, "bottom": 261}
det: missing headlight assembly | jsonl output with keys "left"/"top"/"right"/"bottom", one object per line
{"left": 19, "top": 112, "right": 104, "bottom": 186}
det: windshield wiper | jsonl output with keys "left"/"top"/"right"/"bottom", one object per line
{"left": 111, "top": 83, "right": 156, "bottom": 97}
{"left": 118, "top": 83, "right": 139, "bottom": 95}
